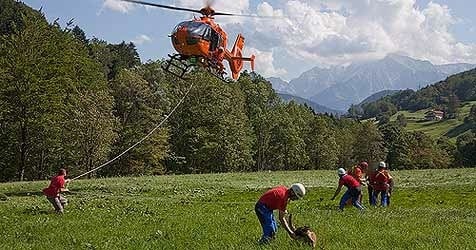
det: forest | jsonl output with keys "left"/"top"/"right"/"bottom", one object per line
{"left": 1, "top": 0, "right": 474, "bottom": 182}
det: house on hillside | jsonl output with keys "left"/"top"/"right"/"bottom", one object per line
{"left": 424, "top": 110, "right": 444, "bottom": 121}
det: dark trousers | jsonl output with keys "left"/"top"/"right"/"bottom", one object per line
{"left": 46, "top": 195, "right": 67, "bottom": 213}
{"left": 372, "top": 190, "right": 388, "bottom": 207}
{"left": 339, "top": 187, "right": 364, "bottom": 211}
{"left": 368, "top": 185, "right": 374, "bottom": 205}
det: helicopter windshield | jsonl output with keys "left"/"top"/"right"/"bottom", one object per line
{"left": 174, "top": 21, "right": 211, "bottom": 39}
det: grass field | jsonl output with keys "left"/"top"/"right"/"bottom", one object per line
{"left": 1, "top": 169, "right": 476, "bottom": 249}
{"left": 391, "top": 101, "right": 476, "bottom": 140}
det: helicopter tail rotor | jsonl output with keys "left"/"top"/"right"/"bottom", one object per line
{"left": 226, "top": 34, "right": 255, "bottom": 79}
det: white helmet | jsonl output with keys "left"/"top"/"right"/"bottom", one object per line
{"left": 290, "top": 183, "right": 306, "bottom": 199}
{"left": 378, "top": 161, "right": 386, "bottom": 168}
{"left": 337, "top": 168, "right": 346, "bottom": 175}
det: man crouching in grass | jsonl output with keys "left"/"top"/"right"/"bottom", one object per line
{"left": 255, "top": 183, "right": 306, "bottom": 244}
{"left": 42, "top": 168, "right": 70, "bottom": 214}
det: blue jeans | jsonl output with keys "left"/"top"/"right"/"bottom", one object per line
{"left": 255, "top": 202, "right": 278, "bottom": 242}
{"left": 372, "top": 190, "right": 388, "bottom": 207}
{"left": 339, "top": 187, "right": 364, "bottom": 211}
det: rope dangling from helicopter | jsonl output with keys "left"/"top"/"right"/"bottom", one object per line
{"left": 71, "top": 80, "right": 194, "bottom": 181}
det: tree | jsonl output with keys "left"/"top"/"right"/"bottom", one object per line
{"left": 0, "top": 0, "right": 41, "bottom": 36}
{"left": 237, "top": 74, "right": 281, "bottom": 171}
{"left": 456, "top": 133, "right": 476, "bottom": 168}
{"left": 305, "top": 116, "right": 339, "bottom": 169}
{"left": 353, "top": 121, "right": 387, "bottom": 166}
{"left": 0, "top": 13, "right": 117, "bottom": 181}
{"left": 347, "top": 104, "right": 362, "bottom": 119}
{"left": 379, "top": 123, "right": 410, "bottom": 170}
{"left": 377, "top": 113, "right": 390, "bottom": 125}
{"left": 267, "top": 102, "right": 311, "bottom": 170}
{"left": 396, "top": 113, "right": 407, "bottom": 127}
{"left": 107, "top": 41, "right": 141, "bottom": 80}
{"left": 168, "top": 72, "right": 254, "bottom": 173}
{"left": 446, "top": 94, "right": 460, "bottom": 119}
{"left": 334, "top": 119, "right": 359, "bottom": 168}
{"left": 464, "top": 104, "right": 476, "bottom": 129}
{"left": 106, "top": 69, "right": 169, "bottom": 176}
{"left": 71, "top": 25, "right": 88, "bottom": 45}
{"left": 405, "top": 132, "right": 450, "bottom": 169}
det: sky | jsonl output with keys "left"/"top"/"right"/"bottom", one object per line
{"left": 22, "top": 0, "right": 476, "bottom": 80}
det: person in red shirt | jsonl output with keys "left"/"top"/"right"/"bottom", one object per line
{"left": 255, "top": 183, "right": 306, "bottom": 244}
{"left": 384, "top": 166, "right": 394, "bottom": 206}
{"left": 331, "top": 168, "right": 365, "bottom": 211}
{"left": 370, "top": 162, "right": 389, "bottom": 207}
{"left": 347, "top": 161, "right": 369, "bottom": 204}
{"left": 43, "top": 169, "right": 70, "bottom": 213}
{"left": 348, "top": 161, "right": 368, "bottom": 184}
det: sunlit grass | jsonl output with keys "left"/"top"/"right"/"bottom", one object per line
{"left": 1, "top": 169, "right": 475, "bottom": 249}
{"left": 391, "top": 101, "right": 476, "bottom": 140}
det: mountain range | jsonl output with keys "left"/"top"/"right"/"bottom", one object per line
{"left": 278, "top": 93, "right": 343, "bottom": 115}
{"left": 269, "top": 54, "right": 475, "bottom": 111}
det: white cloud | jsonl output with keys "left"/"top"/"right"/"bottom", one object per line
{"left": 99, "top": 0, "right": 476, "bottom": 78}
{"left": 228, "top": 0, "right": 476, "bottom": 76}
{"left": 102, "top": 0, "right": 135, "bottom": 13}
{"left": 245, "top": 47, "right": 287, "bottom": 78}
{"left": 132, "top": 34, "right": 152, "bottom": 45}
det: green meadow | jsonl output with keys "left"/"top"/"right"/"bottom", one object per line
{"left": 1, "top": 169, "right": 476, "bottom": 249}
{"left": 391, "top": 100, "right": 476, "bottom": 140}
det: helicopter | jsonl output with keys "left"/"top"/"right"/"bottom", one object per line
{"left": 120, "top": 0, "right": 264, "bottom": 81}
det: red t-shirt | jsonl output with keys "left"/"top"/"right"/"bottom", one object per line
{"left": 339, "top": 174, "right": 360, "bottom": 189}
{"left": 43, "top": 175, "right": 65, "bottom": 197}
{"left": 372, "top": 171, "right": 389, "bottom": 191}
{"left": 258, "top": 186, "right": 289, "bottom": 211}
{"left": 349, "top": 166, "right": 363, "bottom": 181}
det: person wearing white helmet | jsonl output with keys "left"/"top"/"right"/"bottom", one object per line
{"left": 370, "top": 162, "right": 390, "bottom": 207}
{"left": 331, "top": 168, "right": 364, "bottom": 211}
{"left": 255, "top": 183, "right": 306, "bottom": 244}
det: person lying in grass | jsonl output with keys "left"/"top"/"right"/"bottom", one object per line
{"left": 42, "top": 168, "right": 70, "bottom": 214}
{"left": 255, "top": 183, "right": 306, "bottom": 244}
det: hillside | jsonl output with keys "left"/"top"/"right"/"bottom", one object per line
{"left": 359, "top": 90, "right": 401, "bottom": 106}
{"left": 310, "top": 55, "right": 475, "bottom": 110}
{"left": 268, "top": 54, "right": 475, "bottom": 111}
{"left": 390, "top": 100, "right": 476, "bottom": 140}
{"left": 278, "top": 93, "right": 343, "bottom": 115}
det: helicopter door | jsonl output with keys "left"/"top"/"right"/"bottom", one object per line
{"left": 209, "top": 30, "right": 220, "bottom": 51}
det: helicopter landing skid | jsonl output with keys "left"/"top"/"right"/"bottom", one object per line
{"left": 162, "top": 54, "right": 195, "bottom": 80}
{"left": 162, "top": 54, "right": 230, "bottom": 83}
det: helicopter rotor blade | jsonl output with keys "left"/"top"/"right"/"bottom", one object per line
{"left": 119, "top": 0, "right": 202, "bottom": 14}
{"left": 119, "top": 0, "right": 281, "bottom": 18}
{"left": 214, "top": 12, "right": 281, "bottom": 19}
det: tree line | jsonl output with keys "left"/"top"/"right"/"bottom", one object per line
{"left": 0, "top": 0, "right": 473, "bottom": 182}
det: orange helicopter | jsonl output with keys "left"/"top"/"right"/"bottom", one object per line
{"left": 120, "top": 0, "right": 260, "bottom": 81}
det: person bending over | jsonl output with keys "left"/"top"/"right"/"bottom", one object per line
{"left": 255, "top": 183, "right": 306, "bottom": 244}
{"left": 331, "top": 168, "right": 365, "bottom": 211}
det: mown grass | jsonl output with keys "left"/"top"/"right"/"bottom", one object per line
{"left": 1, "top": 169, "right": 476, "bottom": 249}
{"left": 391, "top": 101, "right": 476, "bottom": 140}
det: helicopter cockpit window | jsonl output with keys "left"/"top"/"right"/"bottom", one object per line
{"left": 174, "top": 21, "right": 210, "bottom": 45}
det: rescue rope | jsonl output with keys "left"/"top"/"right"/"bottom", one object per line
{"left": 71, "top": 81, "right": 194, "bottom": 181}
